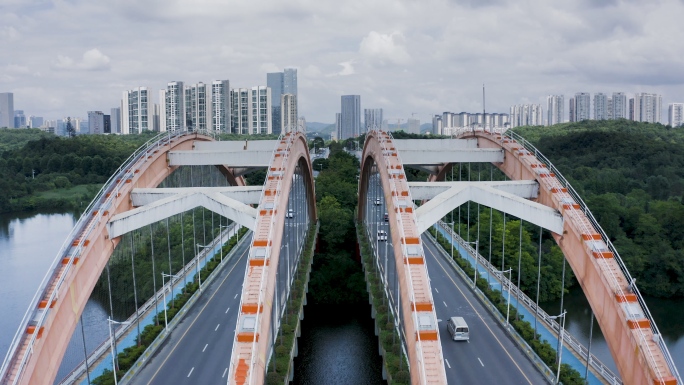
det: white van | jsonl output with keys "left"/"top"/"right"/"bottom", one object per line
{"left": 447, "top": 316, "right": 470, "bottom": 341}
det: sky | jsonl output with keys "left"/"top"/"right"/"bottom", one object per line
{"left": 2, "top": 0, "right": 684, "bottom": 124}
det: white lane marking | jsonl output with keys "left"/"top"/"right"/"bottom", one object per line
{"left": 443, "top": 301, "right": 448, "bottom": 308}
{"left": 478, "top": 357, "right": 484, "bottom": 367}
{"left": 215, "top": 323, "right": 220, "bottom": 331}
{"left": 225, "top": 307, "right": 230, "bottom": 314}
{"left": 435, "top": 288, "right": 439, "bottom": 293}
{"left": 234, "top": 294, "right": 238, "bottom": 299}
{"left": 222, "top": 368, "right": 228, "bottom": 378}
{"left": 445, "top": 359, "right": 451, "bottom": 369}
{"left": 202, "top": 343, "right": 208, "bottom": 352}
{"left": 187, "top": 367, "right": 194, "bottom": 377}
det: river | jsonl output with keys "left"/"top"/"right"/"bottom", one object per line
{"left": 1, "top": 210, "right": 682, "bottom": 383}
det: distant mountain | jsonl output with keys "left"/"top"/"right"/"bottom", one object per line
{"left": 306, "top": 122, "right": 333, "bottom": 132}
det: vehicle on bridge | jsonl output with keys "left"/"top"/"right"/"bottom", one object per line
{"left": 447, "top": 316, "right": 469, "bottom": 341}
{"left": 377, "top": 230, "right": 388, "bottom": 241}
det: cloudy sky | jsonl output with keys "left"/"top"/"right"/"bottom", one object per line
{"left": 2, "top": 0, "right": 684, "bottom": 124}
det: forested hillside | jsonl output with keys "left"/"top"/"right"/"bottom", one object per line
{"left": 0, "top": 132, "right": 155, "bottom": 212}
{"left": 515, "top": 120, "right": 684, "bottom": 298}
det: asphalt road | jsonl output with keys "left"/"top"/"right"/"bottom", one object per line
{"left": 422, "top": 234, "right": 548, "bottom": 385}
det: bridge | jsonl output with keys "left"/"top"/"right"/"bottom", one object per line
{"left": 0, "top": 127, "right": 681, "bottom": 385}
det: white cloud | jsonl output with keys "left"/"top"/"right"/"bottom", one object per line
{"left": 335, "top": 61, "right": 356, "bottom": 76}
{"left": 52, "top": 49, "right": 111, "bottom": 71}
{"left": 359, "top": 31, "right": 410, "bottom": 66}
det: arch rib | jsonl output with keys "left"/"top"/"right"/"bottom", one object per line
{"left": 452, "top": 128, "right": 680, "bottom": 385}
{"left": 358, "top": 130, "right": 447, "bottom": 385}
{"left": 228, "top": 131, "right": 317, "bottom": 385}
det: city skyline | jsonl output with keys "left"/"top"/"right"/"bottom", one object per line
{"left": 2, "top": 1, "right": 684, "bottom": 124}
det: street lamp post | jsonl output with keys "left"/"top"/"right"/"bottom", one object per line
{"left": 219, "top": 224, "right": 232, "bottom": 262}
{"left": 161, "top": 272, "right": 181, "bottom": 331}
{"left": 466, "top": 240, "right": 479, "bottom": 288}
{"left": 196, "top": 244, "right": 211, "bottom": 293}
{"left": 494, "top": 268, "right": 513, "bottom": 327}
{"left": 549, "top": 310, "right": 568, "bottom": 384}
{"left": 107, "top": 318, "right": 130, "bottom": 385}
{"left": 448, "top": 222, "right": 455, "bottom": 260}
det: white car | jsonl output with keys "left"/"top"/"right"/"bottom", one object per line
{"left": 374, "top": 198, "right": 381, "bottom": 206}
{"left": 286, "top": 209, "right": 294, "bottom": 218}
{"left": 377, "top": 230, "right": 388, "bottom": 241}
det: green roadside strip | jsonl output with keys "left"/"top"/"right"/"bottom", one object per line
{"left": 356, "top": 223, "right": 410, "bottom": 385}
{"left": 91, "top": 227, "right": 249, "bottom": 385}
{"left": 427, "top": 226, "right": 588, "bottom": 385}
{"left": 265, "top": 221, "right": 319, "bottom": 385}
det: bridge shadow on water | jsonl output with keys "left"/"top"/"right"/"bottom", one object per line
{"left": 292, "top": 304, "right": 385, "bottom": 385}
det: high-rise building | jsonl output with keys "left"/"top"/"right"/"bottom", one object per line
{"left": 573, "top": 92, "right": 591, "bottom": 122}
{"left": 211, "top": 80, "right": 231, "bottom": 133}
{"left": 152, "top": 104, "right": 160, "bottom": 132}
{"left": 267, "top": 68, "right": 297, "bottom": 135}
{"left": 633, "top": 93, "right": 662, "bottom": 123}
{"left": 629, "top": 98, "right": 635, "bottom": 120}
{"left": 110, "top": 107, "right": 121, "bottom": 134}
{"left": 612, "top": 92, "right": 627, "bottom": 119}
{"left": 364, "top": 108, "right": 383, "bottom": 132}
{"left": 297, "top": 116, "right": 306, "bottom": 133}
{"left": 104, "top": 114, "right": 111, "bottom": 134}
{"left": 87, "top": 111, "right": 105, "bottom": 134}
{"left": 432, "top": 115, "right": 443, "bottom": 135}
{"left": 184, "top": 82, "right": 210, "bottom": 132}
{"left": 14, "top": 110, "right": 26, "bottom": 128}
{"left": 0, "top": 92, "right": 14, "bottom": 128}
{"left": 165, "top": 81, "right": 185, "bottom": 131}
{"left": 668, "top": 103, "right": 683, "bottom": 127}
{"left": 230, "top": 86, "right": 272, "bottom": 135}
{"left": 594, "top": 93, "right": 608, "bottom": 120}
{"left": 28, "top": 116, "right": 43, "bottom": 128}
{"left": 407, "top": 118, "right": 421, "bottom": 134}
{"left": 568, "top": 98, "right": 575, "bottom": 122}
{"left": 281, "top": 93, "right": 298, "bottom": 132}
{"left": 547, "top": 95, "right": 564, "bottom": 126}
{"left": 340, "top": 95, "right": 361, "bottom": 140}
{"left": 334, "top": 113, "right": 341, "bottom": 140}
{"left": 509, "top": 104, "right": 542, "bottom": 127}
{"left": 122, "top": 87, "right": 150, "bottom": 134}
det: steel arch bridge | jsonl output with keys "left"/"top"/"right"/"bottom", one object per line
{"left": 359, "top": 128, "right": 680, "bottom": 385}
{"left": 0, "top": 130, "right": 317, "bottom": 385}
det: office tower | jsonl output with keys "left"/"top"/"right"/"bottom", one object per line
{"left": 407, "top": 118, "right": 420, "bottom": 134}
{"left": 110, "top": 107, "right": 121, "bottom": 134}
{"left": 184, "top": 82, "right": 210, "bottom": 132}
{"left": 340, "top": 95, "right": 361, "bottom": 140}
{"left": 573, "top": 92, "right": 591, "bottom": 121}
{"left": 669, "top": 103, "right": 684, "bottom": 127}
{"left": 281, "top": 93, "right": 298, "bottom": 132}
{"left": 547, "top": 95, "right": 564, "bottom": 126}
{"left": 29, "top": 116, "right": 43, "bottom": 128}
{"left": 568, "top": 98, "right": 575, "bottom": 122}
{"left": 633, "top": 93, "right": 662, "bottom": 123}
{"left": 87, "top": 111, "right": 105, "bottom": 134}
{"left": 364, "top": 108, "right": 383, "bottom": 132}
{"left": 334, "top": 113, "right": 341, "bottom": 140}
{"left": 230, "top": 86, "right": 272, "bottom": 135}
{"left": 509, "top": 104, "right": 542, "bottom": 127}
{"left": 104, "top": 115, "right": 111, "bottom": 134}
{"left": 267, "top": 68, "right": 297, "bottom": 135}
{"left": 14, "top": 110, "right": 26, "bottom": 128}
{"left": 211, "top": 80, "right": 231, "bottom": 133}
{"left": 594, "top": 93, "right": 608, "bottom": 120}
{"left": 122, "top": 87, "right": 150, "bottom": 134}
{"left": 165, "top": 81, "right": 185, "bottom": 131}
{"left": 612, "top": 92, "right": 627, "bottom": 119}
{"left": 432, "top": 115, "right": 443, "bottom": 135}
{"left": 0, "top": 92, "right": 14, "bottom": 128}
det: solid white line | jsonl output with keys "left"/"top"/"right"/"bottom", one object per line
{"left": 478, "top": 357, "right": 484, "bottom": 367}
{"left": 234, "top": 294, "right": 238, "bottom": 299}
{"left": 225, "top": 307, "right": 230, "bottom": 314}
{"left": 222, "top": 368, "right": 228, "bottom": 378}
{"left": 435, "top": 288, "right": 439, "bottom": 293}
{"left": 187, "top": 367, "right": 194, "bottom": 377}
{"left": 443, "top": 301, "right": 448, "bottom": 308}
{"left": 202, "top": 343, "right": 208, "bottom": 352}
{"left": 445, "top": 359, "right": 451, "bottom": 369}
{"left": 215, "top": 323, "right": 220, "bottom": 331}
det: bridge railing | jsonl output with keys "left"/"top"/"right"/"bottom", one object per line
{"left": 503, "top": 129, "right": 682, "bottom": 384}
{"left": 436, "top": 220, "right": 622, "bottom": 385}
{"left": 0, "top": 129, "right": 217, "bottom": 385}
